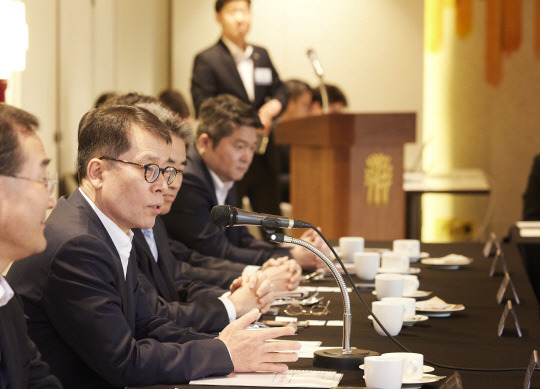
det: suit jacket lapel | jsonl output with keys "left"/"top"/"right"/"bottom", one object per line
{"left": 68, "top": 190, "right": 130, "bottom": 320}
{"left": 124, "top": 251, "right": 137, "bottom": 332}
{"left": 153, "top": 219, "right": 181, "bottom": 301}
{"left": 252, "top": 46, "right": 266, "bottom": 106}
{"left": 133, "top": 228, "right": 177, "bottom": 302}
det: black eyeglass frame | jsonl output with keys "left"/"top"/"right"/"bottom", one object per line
{"left": 99, "top": 156, "right": 178, "bottom": 185}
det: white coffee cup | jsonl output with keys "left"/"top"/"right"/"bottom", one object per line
{"left": 375, "top": 273, "right": 404, "bottom": 299}
{"left": 371, "top": 301, "right": 404, "bottom": 336}
{"left": 364, "top": 355, "right": 403, "bottom": 389}
{"left": 401, "top": 274, "right": 420, "bottom": 296}
{"left": 339, "top": 236, "right": 364, "bottom": 263}
{"left": 382, "top": 297, "right": 416, "bottom": 319}
{"left": 381, "top": 251, "right": 409, "bottom": 273}
{"left": 381, "top": 352, "right": 424, "bottom": 381}
{"left": 353, "top": 252, "right": 380, "bottom": 280}
{"left": 393, "top": 239, "right": 421, "bottom": 258}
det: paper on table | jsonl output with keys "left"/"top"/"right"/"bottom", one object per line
{"left": 316, "top": 286, "right": 352, "bottom": 293}
{"left": 272, "top": 286, "right": 311, "bottom": 299}
{"left": 189, "top": 370, "right": 343, "bottom": 388}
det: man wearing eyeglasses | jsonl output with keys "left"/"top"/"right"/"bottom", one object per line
{"left": 0, "top": 103, "right": 61, "bottom": 387}
{"left": 7, "top": 105, "right": 299, "bottom": 388}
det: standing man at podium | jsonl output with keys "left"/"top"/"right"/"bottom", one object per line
{"left": 191, "top": 0, "right": 287, "bottom": 216}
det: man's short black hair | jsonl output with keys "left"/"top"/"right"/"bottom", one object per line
{"left": 196, "top": 94, "right": 261, "bottom": 148}
{"left": 215, "top": 0, "right": 250, "bottom": 13}
{"left": 0, "top": 103, "right": 39, "bottom": 176}
{"left": 312, "top": 84, "right": 348, "bottom": 107}
{"left": 77, "top": 105, "right": 171, "bottom": 181}
{"left": 284, "top": 79, "right": 312, "bottom": 101}
{"left": 159, "top": 89, "right": 191, "bottom": 119}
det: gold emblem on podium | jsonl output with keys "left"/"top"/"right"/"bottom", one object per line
{"left": 364, "top": 153, "right": 393, "bottom": 206}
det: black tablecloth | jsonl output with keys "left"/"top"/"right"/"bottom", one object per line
{"left": 131, "top": 242, "right": 540, "bottom": 389}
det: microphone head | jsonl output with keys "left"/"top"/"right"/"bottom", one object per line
{"left": 210, "top": 205, "right": 235, "bottom": 227}
{"left": 306, "top": 48, "right": 324, "bottom": 77}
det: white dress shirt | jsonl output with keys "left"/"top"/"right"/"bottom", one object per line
{"left": 222, "top": 37, "right": 255, "bottom": 102}
{"left": 0, "top": 276, "right": 14, "bottom": 307}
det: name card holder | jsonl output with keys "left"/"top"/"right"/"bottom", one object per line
{"left": 483, "top": 232, "right": 498, "bottom": 258}
{"left": 497, "top": 300, "right": 522, "bottom": 337}
{"left": 440, "top": 371, "right": 463, "bottom": 389}
{"left": 523, "top": 350, "right": 539, "bottom": 389}
{"left": 496, "top": 272, "right": 520, "bottom": 304}
{"left": 489, "top": 248, "right": 508, "bottom": 277}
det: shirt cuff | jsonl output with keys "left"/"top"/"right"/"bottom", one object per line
{"left": 242, "top": 265, "right": 261, "bottom": 277}
{"left": 218, "top": 291, "right": 237, "bottom": 322}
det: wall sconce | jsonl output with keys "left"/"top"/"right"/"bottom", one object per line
{"left": 0, "top": 0, "right": 28, "bottom": 102}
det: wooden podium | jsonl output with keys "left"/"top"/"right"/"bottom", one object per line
{"left": 275, "top": 113, "right": 415, "bottom": 240}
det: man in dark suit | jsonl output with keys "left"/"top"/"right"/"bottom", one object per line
{"left": 191, "top": 0, "right": 287, "bottom": 216}
{"left": 7, "top": 105, "right": 299, "bottom": 388}
{"left": 162, "top": 94, "right": 327, "bottom": 270}
{"left": 131, "top": 101, "right": 276, "bottom": 334}
{"left": 0, "top": 104, "right": 62, "bottom": 387}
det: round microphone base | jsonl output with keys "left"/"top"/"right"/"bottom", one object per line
{"left": 313, "top": 348, "right": 379, "bottom": 371}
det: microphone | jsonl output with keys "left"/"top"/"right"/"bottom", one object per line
{"left": 211, "top": 205, "right": 311, "bottom": 230}
{"left": 307, "top": 48, "right": 324, "bottom": 77}
{"left": 306, "top": 48, "right": 329, "bottom": 114}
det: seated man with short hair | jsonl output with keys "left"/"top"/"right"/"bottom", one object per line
{"left": 0, "top": 103, "right": 62, "bottom": 388}
{"left": 7, "top": 104, "right": 299, "bottom": 388}
{"left": 161, "top": 94, "right": 327, "bottom": 270}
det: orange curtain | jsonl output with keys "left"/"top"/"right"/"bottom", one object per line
{"left": 502, "top": 0, "right": 522, "bottom": 53}
{"left": 486, "top": 0, "right": 503, "bottom": 86}
{"left": 456, "top": 0, "right": 473, "bottom": 38}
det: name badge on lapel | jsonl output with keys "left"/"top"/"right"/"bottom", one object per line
{"left": 254, "top": 67, "right": 272, "bottom": 86}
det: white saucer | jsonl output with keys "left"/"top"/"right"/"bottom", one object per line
{"left": 359, "top": 364, "right": 435, "bottom": 373}
{"left": 377, "top": 267, "right": 421, "bottom": 275}
{"left": 415, "top": 305, "right": 465, "bottom": 317}
{"left": 371, "top": 290, "right": 431, "bottom": 299}
{"left": 360, "top": 371, "right": 444, "bottom": 388}
{"left": 408, "top": 252, "right": 429, "bottom": 263}
{"left": 367, "top": 314, "right": 429, "bottom": 327}
{"left": 402, "top": 373, "right": 446, "bottom": 386}
{"left": 403, "top": 314, "right": 429, "bottom": 326}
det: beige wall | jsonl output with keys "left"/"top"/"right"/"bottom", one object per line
{"left": 8, "top": 0, "right": 170, "bottom": 193}
{"left": 171, "top": 0, "right": 425, "bottom": 169}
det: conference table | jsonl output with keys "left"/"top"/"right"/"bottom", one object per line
{"left": 134, "top": 241, "right": 540, "bottom": 389}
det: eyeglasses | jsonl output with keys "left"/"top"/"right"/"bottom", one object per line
{"left": 284, "top": 299, "right": 330, "bottom": 316}
{"left": 1, "top": 171, "right": 57, "bottom": 196}
{"left": 99, "top": 156, "right": 178, "bottom": 185}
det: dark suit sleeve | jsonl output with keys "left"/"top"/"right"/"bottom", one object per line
{"left": 170, "top": 238, "right": 245, "bottom": 289}
{"left": 191, "top": 53, "right": 220, "bottom": 116}
{"left": 163, "top": 176, "right": 290, "bottom": 266}
{"left": 5, "top": 295, "right": 63, "bottom": 388}
{"left": 523, "top": 154, "right": 540, "bottom": 220}
{"left": 44, "top": 234, "right": 232, "bottom": 386}
{"left": 137, "top": 272, "right": 229, "bottom": 334}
